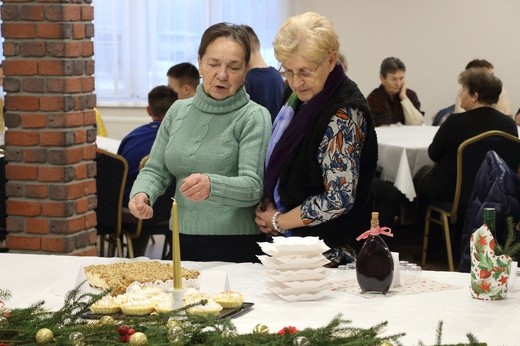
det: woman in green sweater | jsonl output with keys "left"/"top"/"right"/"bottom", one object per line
{"left": 128, "top": 23, "right": 272, "bottom": 262}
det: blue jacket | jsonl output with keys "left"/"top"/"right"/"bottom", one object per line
{"left": 459, "top": 150, "right": 520, "bottom": 272}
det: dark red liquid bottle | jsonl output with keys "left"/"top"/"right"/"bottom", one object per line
{"left": 356, "top": 212, "right": 394, "bottom": 294}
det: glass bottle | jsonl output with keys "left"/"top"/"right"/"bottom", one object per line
{"left": 483, "top": 207, "right": 502, "bottom": 255}
{"left": 483, "top": 208, "right": 496, "bottom": 234}
{"left": 356, "top": 212, "right": 394, "bottom": 294}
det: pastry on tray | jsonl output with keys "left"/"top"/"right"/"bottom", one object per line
{"left": 185, "top": 298, "right": 223, "bottom": 317}
{"left": 84, "top": 261, "right": 200, "bottom": 295}
{"left": 213, "top": 291, "right": 244, "bottom": 309}
{"left": 89, "top": 295, "right": 121, "bottom": 314}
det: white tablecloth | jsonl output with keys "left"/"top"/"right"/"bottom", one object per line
{"left": 95, "top": 136, "right": 121, "bottom": 154}
{"left": 1, "top": 253, "right": 519, "bottom": 345}
{"left": 376, "top": 126, "right": 438, "bottom": 201}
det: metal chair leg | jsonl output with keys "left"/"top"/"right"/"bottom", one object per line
{"left": 421, "top": 207, "right": 432, "bottom": 266}
{"left": 99, "top": 236, "right": 106, "bottom": 257}
{"left": 441, "top": 214, "right": 454, "bottom": 271}
{"left": 125, "top": 234, "right": 135, "bottom": 259}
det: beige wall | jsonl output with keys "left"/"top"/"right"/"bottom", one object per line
{"left": 98, "top": 0, "right": 520, "bottom": 138}
{"left": 287, "top": 0, "right": 520, "bottom": 122}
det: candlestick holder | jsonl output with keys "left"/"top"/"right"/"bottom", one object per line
{"left": 169, "top": 288, "right": 186, "bottom": 311}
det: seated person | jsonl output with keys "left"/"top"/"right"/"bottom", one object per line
{"left": 367, "top": 57, "right": 424, "bottom": 126}
{"left": 454, "top": 59, "right": 512, "bottom": 117}
{"left": 166, "top": 62, "right": 199, "bottom": 99}
{"left": 118, "top": 86, "right": 178, "bottom": 207}
{"left": 432, "top": 104, "right": 455, "bottom": 126}
{"left": 240, "top": 24, "right": 284, "bottom": 121}
{"left": 417, "top": 68, "right": 518, "bottom": 204}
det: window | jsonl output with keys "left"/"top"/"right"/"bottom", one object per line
{"left": 92, "top": 0, "right": 287, "bottom": 104}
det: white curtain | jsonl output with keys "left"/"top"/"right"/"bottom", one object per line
{"left": 92, "top": 0, "right": 287, "bottom": 103}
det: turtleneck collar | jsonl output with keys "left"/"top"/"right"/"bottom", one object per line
{"left": 192, "top": 84, "right": 250, "bottom": 114}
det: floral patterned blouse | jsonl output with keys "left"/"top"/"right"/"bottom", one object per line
{"left": 300, "top": 106, "right": 367, "bottom": 226}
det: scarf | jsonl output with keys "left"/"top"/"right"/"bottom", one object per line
{"left": 264, "top": 64, "right": 346, "bottom": 202}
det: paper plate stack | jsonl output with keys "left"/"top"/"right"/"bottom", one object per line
{"left": 258, "top": 237, "right": 331, "bottom": 301}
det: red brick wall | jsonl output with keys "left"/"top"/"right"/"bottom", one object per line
{"left": 2, "top": 0, "right": 97, "bottom": 256}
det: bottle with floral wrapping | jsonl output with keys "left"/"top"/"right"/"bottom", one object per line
{"left": 355, "top": 212, "right": 394, "bottom": 294}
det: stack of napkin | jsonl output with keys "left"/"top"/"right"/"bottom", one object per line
{"left": 258, "top": 237, "right": 330, "bottom": 301}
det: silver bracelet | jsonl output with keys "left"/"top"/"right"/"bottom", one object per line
{"left": 272, "top": 211, "right": 285, "bottom": 233}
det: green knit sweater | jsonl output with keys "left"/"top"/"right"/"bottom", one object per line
{"left": 130, "top": 85, "right": 272, "bottom": 236}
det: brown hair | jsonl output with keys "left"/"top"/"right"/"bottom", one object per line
{"left": 380, "top": 57, "right": 405, "bottom": 77}
{"left": 166, "top": 62, "right": 200, "bottom": 89}
{"left": 465, "top": 59, "right": 493, "bottom": 70}
{"left": 458, "top": 68, "right": 502, "bottom": 105}
{"left": 148, "top": 85, "right": 178, "bottom": 118}
{"left": 198, "top": 22, "right": 251, "bottom": 65}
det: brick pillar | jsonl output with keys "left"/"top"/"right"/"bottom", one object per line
{"left": 1, "top": 0, "right": 98, "bottom": 255}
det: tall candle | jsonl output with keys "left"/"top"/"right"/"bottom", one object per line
{"left": 171, "top": 198, "right": 182, "bottom": 289}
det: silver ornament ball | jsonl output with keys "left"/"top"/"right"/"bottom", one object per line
{"left": 293, "top": 336, "right": 310, "bottom": 346}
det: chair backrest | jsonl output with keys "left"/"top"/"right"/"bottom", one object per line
{"left": 451, "top": 130, "right": 520, "bottom": 216}
{"left": 95, "top": 148, "right": 128, "bottom": 236}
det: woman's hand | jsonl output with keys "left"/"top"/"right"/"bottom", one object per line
{"left": 128, "top": 192, "right": 153, "bottom": 219}
{"left": 255, "top": 201, "right": 279, "bottom": 235}
{"left": 180, "top": 173, "right": 210, "bottom": 201}
{"left": 399, "top": 80, "right": 408, "bottom": 101}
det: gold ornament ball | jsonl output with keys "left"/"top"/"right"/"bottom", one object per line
{"left": 221, "top": 329, "right": 237, "bottom": 338}
{"left": 129, "top": 332, "right": 148, "bottom": 345}
{"left": 253, "top": 323, "right": 269, "bottom": 334}
{"left": 166, "top": 317, "right": 182, "bottom": 329}
{"left": 380, "top": 342, "right": 393, "bottom": 346}
{"left": 98, "top": 315, "right": 116, "bottom": 325}
{"left": 35, "top": 328, "right": 54, "bottom": 344}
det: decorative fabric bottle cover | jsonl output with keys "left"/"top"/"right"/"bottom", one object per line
{"left": 355, "top": 212, "right": 394, "bottom": 294}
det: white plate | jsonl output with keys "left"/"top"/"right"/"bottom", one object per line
{"left": 272, "top": 290, "right": 329, "bottom": 301}
{"left": 258, "top": 237, "right": 329, "bottom": 256}
{"left": 275, "top": 254, "right": 328, "bottom": 265}
{"left": 266, "top": 268, "right": 329, "bottom": 282}
{"left": 282, "top": 278, "right": 330, "bottom": 289}
{"left": 257, "top": 255, "right": 329, "bottom": 270}
{"left": 265, "top": 280, "right": 329, "bottom": 295}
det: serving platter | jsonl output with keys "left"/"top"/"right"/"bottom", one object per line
{"left": 82, "top": 302, "right": 255, "bottom": 320}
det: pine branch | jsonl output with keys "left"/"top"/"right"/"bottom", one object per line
{"left": 0, "top": 288, "right": 11, "bottom": 301}
{"left": 435, "top": 320, "right": 444, "bottom": 345}
{"left": 0, "top": 285, "right": 486, "bottom": 345}
{"left": 503, "top": 216, "right": 520, "bottom": 259}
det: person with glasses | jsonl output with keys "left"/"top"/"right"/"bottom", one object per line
{"left": 367, "top": 57, "right": 424, "bottom": 127}
{"left": 129, "top": 22, "right": 272, "bottom": 262}
{"left": 255, "top": 12, "right": 378, "bottom": 266}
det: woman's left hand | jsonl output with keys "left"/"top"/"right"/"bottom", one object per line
{"left": 180, "top": 173, "right": 210, "bottom": 201}
{"left": 255, "top": 201, "right": 278, "bottom": 235}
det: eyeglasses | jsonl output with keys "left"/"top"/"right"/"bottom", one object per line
{"left": 278, "top": 61, "right": 324, "bottom": 80}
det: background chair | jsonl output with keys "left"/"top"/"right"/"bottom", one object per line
{"left": 458, "top": 150, "right": 520, "bottom": 272}
{"left": 421, "top": 130, "right": 520, "bottom": 271}
{"left": 121, "top": 155, "right": 176, "bottom": 259}
{"left": 95, "top": 148, "right": 128, "bottom": 257}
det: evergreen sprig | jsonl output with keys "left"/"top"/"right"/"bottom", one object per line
{"left": 0, "top": 285, "right": 486, "bottom": 345}
{"left": 502, "top": 216, "right": 520, "bottom": 260}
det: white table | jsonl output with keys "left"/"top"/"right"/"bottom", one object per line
{"left": 376, "top": 126, "right": 438, "bottom": 201}
{"left": 95, "top": 136, "right": 121, "bottom": 154}
{"left": 1, "top": 253, "right": 519, "bottom": 345}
